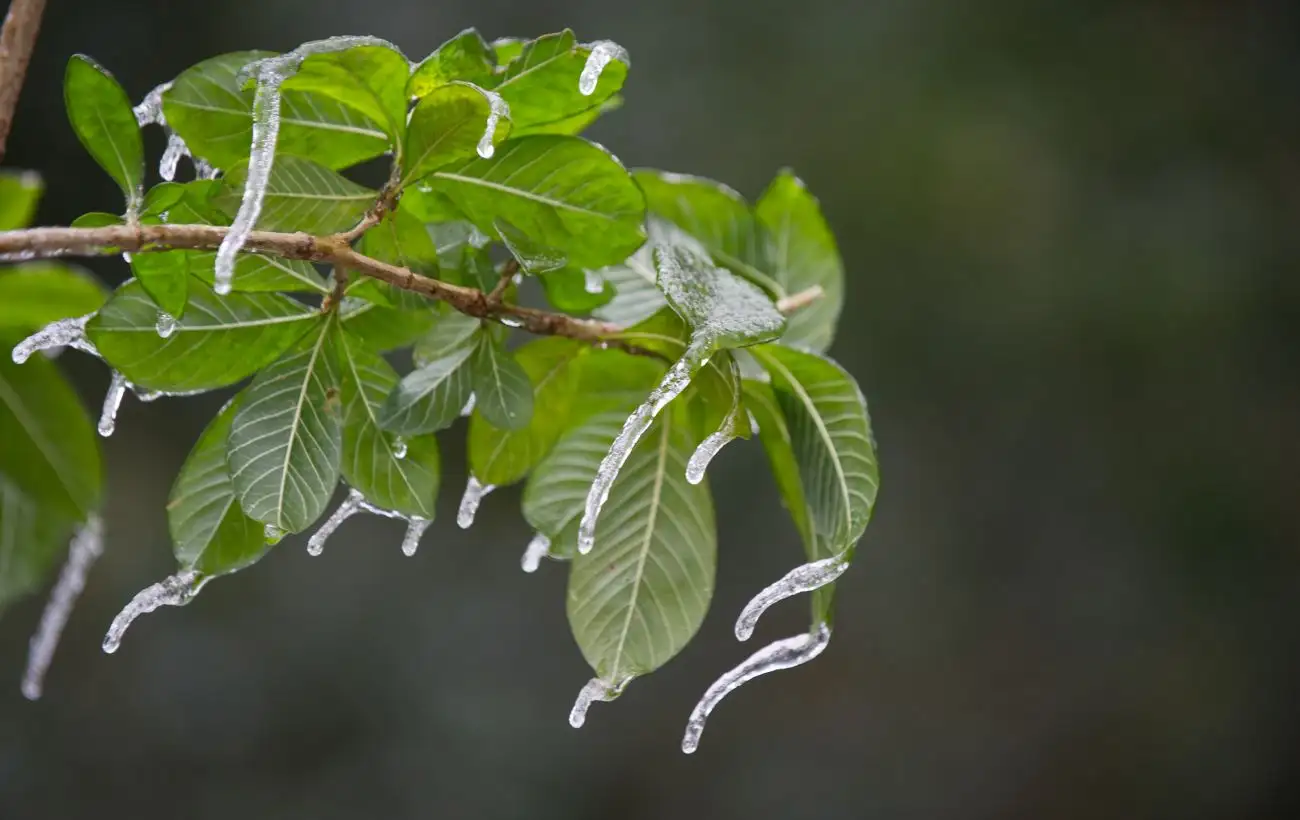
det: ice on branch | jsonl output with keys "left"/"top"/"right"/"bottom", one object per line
{"left": 307, "top": 488, "right": 432, "bottom": 557}
{"left": 101, "top": 570, "right": 210, "bottom": 654}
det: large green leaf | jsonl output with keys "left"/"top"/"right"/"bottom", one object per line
{"left": 168, "top": 397, "right": 266, "bottom": 576}
{"left": 412, "top": 308, "right": 482, "bottom": 366}
{"left": 567, "top": 409, "right": 715, "bottom": 682}
{"left": 377, "top": 343, "right": 475, "bottom": 436}
{"left": 494, "top": 31, "right": 627, "bottom": 132}
{"left": 227, "top": 318, "right": 343, "bottom": 533}
{"left": 591, "top": 241, "right": 665, "bottom": 326}
{"left": 0, "top": 475, "right": 74, "bottom": 614}
{"left": 64, "top": 55, "right": 143, "bottom": 212}
{"left": 218, "top": 155, "right": 374, "bottom": 235}
{"left": 163, "top": 51, "right": 390, "bottom": 170}
{"left": 408, "top": 29, "right": 495, "bottom": 96}
{"left": 755, "top": 171, "right": 845, "bottom": 352}
{"left": 355, "top": 206, "right": 440, "bottom": 277}
{"left": 338, "top": 300, "right": 436, "bottom": 352}
{"left": 188, "top": 251, "right": 328, "bottom": 294}
{"left": 540, "top": 267, "right": 613, "bottom": 314}
{"left": 403, "top": 82, "right": 510, "bottom": 185}
{"left": 280, "top": 43, "right": 410, "bottom": 144}
{"left": 470, "top": 337, "right": 534, "bottom": 431}
{"left": 337, "top": 330, "right": 440, "bottom": 518}
{"left": 0, "top": 264, "right": 107, "bottom": 330}
{"left": 0, "top": 338, "right": 101, "bottom": 520}
{"left": 129, "top": 250, "right": 188, "bottom": 318}
{"left": 654, "top": 244, "right": 786, "bottom": 351}
{"left": 0, "top": 170, "right": 42, "bottom": 230}
{"left": 522, "top": 408, "right": 626, "bottom": 553}
{"left": 427, "top": 135, "right": 646, "bottom": 269}
{"left": 87, "top": 280, "right": 317, "bottom": 391}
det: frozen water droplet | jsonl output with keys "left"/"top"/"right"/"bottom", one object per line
{"left": 569, "top": 676, "right": 630, "bottom": 727}
{"left": 467, "top": 226, "right": 492, "bottom": 248}
{"left": 681, "top": 624, "right": 831, "bottom": 754}
{"left": 457, "top": 476, "right": 495, "bottom": 529}
{"left": 460, "top": 394, "right": 476, "bottom": 417}
{"left": 499, "top": 316, "right": 523, "bottom": 328}
{"left": 400, "top": 516, "right": 431, "bottom": 557}
{"left": 155, "top": 311, "right": 178, "bottom": 338}
{"left": 734, "top": 555, "right": 849, "bottom": 641}
{"left": 391, "top": 436, "right": 408, "bottom": 459}
{"left": 521, "top": 532, "right": 551, "bottom": 573}
{"left": 476, "top": 90, "right": 510, "bottom": 159}
{"left": 132, "top": 81, "right": 172, "bottom": 127}
{"left": 578, "top": 41, "right": 629, "bottom": 96}
{"left": 583, "top": 269, "right": 605, "bottom": 294}
{"left": 97, "top": 371, "right": 128, "bottom": 437}
{"left": 11, "top": 314, "right": 98, "bottom": 363}
{"left": 21, "top": 516, "right": 104, "bottom": 700}
{"left": 263, "top": 523, "right": 285, "bottom": 544}
{"left": 686, "top": 429, "right": 735, "bottom": 485}
{"left": 101, "top": 570, "right": 209, "bottom": 654}
{"left": 158, "top": 132, "right": 188, "bottom": 182}
{"left": 122, "top": 251, "right": 132, "bottom": 263}
{"left": 307, "top": 489, "right": 364, "bottom": 556}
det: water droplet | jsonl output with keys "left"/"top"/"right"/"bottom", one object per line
{"left": 392, "top": 436, "right": 408, "bottom": 459}
{"left": 263, "top": 523, "right": 285, "bottom": 545}
{"left": 155, "top": 311, "right": 178, "bottom": 338}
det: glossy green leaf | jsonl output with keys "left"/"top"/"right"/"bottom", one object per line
{"left": 337, "top": 330, "right": 440, "bottom": 517}
{"left": 87, "top": 280, "right": 317, "bottom": 391}
{"left": 756, "top": 171, "right": 845, "bottom": 352}
{"left": 69, "top": 212, "right": 121, "bottom": 230}
{"left": 0, "top": 475, "right": 74, "bottom": 613}
{"left": 0, "top": 264, "right": 107, "bottom": 330}
{"left": 280, "top": 43, "right": 410, "bottom": 143}
{"left": 428, "top": 135, "right": 645, "bottom": 269}
{"left": 409, "top": 29, "right": 495, "bottom": 96}
{"left": 742, "top": 380, "right": 813, "bottom": 554}
{"left": 189, "top": 251, "right": 328, "bottom": 294}
{"left": 0, "top": 170, "right": 42, "bottom": 230}
{"left": 163, "top": 51, "right": 390, "bottom": 170}
{"left": 540, "top": 267, "right": 612, "bottom": 314}
{"left": 412, "top": 308, "right": 482, "bottom": 366}
{"left": 64, "top": 55, "right": 144, "bottom": 212}
{"left": 218, "top": 155, "right": 374, "bottom": 235}
{"left": 490, "top": 38, "right": 525, "bottom": 67}
{"left": 496, "top": 218, "right": 566, "bottom": 273}
{"left": 130, "top": 250, "right": 189, "bottom": 318}
{"left": 522, "top": 408, "right": 626, "bottom": 553}
{"left": 567, "top": 409, "right": 715, "bottom": 681}
{"left": 0, "top": 337, "right": 101, "bottom": 519}
{"left": 338, "top": 300, "right": 436, "bottom": 352}
{"left": 470, "top": 338, "right": 534, "bottom": 431}
{"left": 591, "top": 241, "right": 665, "bottom": 326}
{"left": 494, "top": 31, "right": 627, "bottom": 132}
{"left": 377, "top": 343, "right": 475, "bottom": 436}
{"left": 228, "top": 318, "right": 343, "bottom": 532}
{"left": 518, "top": 95, "right": 621, "bottom": 137}
{"left": 403, "top": 82, "right": 510, "bottom": 185}
{"left": 356, "top": 206, "right": 440, "bottom": 276}
{"left": 141, "top": 182, "right": 187, "bottom": 217}
{"left": 654, "top": 244, "right": 785, "bottom": 351}
{"left": 168, "top": 396, "right": 266, "bottom": 576}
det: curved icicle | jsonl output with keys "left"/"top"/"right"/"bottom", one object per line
{"left": 457, "top": 476, "right": 494, "bottom": 529}
{"left": 578, "top": 41, "right": 629, "bottom": 96}
{"left": 734, "top": 555, "right": 850, "bottom": 641}
{"left": 681, "top": 624, "right": 831, "bottom": 754}
{"left": 158, "top": 133, "right": 188, "bottom": 182}
{"left": 569, "top": 675, "right": 630, "bottom": 728}
{"left": 213, "top": 69, "right": 281, "bottom": 294}
{"left": 132, "top": 81, "right": 171, "bottom": 126}
{"left": 399, "top": 516, "right": 431, "bottom": 557}
{"left": 308, "top": 487, "right": 430, "bottom": 557}
{"left": 476, "top": 90, "right": 509, "bottom": 159}
{"left": 11, "top": 314, "right": 98, "bottom": 363}
{"left": 21, "top": 516, "right": 104, "bottom": 700}
{"left": 520, "top": 532, "right": 550, "bottom": 573}
{"left": 97, "top": 371, "right": 128, "bottom": 437}
{"left": 101, "top": 570, "right": 209, "bottom": 654}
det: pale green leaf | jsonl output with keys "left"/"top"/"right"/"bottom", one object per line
{"left": 470, "top": 338, "right": 534, "bottom": 431}
{"left": 412, "top": 308, "right": 481, "bottom": 366}
{"left": 403, "top": 81, "right": 510, "bottom": 184}
{"left": 280, "top": 43, "right": 410, "bottom": 142}
{"left": 377, "top": 343, "right": 475, "bottom": 435}
{"left": 0, "top": 170, "right": 42, "bottom": 230}
{"left": 218, "top": 155, "right": 374, "bottom": 235}
{"left": 0, "top": 264, "right": 107, "bottom": 330}
{"left": 338, "top": 299, "right": 436, "bottom": 352}
{"left": 64, "top": 55, "right": 143, "bottom": 211}
{"left": 409, "top": 29, "right": 495, "bottom": 97}
{"left": 540, "top": 267, "right": 612, "bottom": 314}
{"left": 591, "top": 240, "right": 664, "bottom": 326}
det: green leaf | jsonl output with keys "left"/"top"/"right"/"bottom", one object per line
{"left": 409, "top": 29, "right": 495, "bottom": 96}
{"left": 69, "top": 211, "right": 121, "bottom": 229}
{"left": 228, "top": 318, "right": 343, "bottom": 532}
{"left": 0, "top": 170, "right": 42, "bottom": 230}
{"left": 686, "top": 350, "right": 751, "bottom": 444}
{"left": 64, "top": 55, "right": 144, "bottom": 212}
{"left": 470, "top": 338, "right": 534, "bottom": 431}
{"left": 163, "top": 51, "right": 390, "bottom": 170}
{"left": 280, "top": 43, "right": 410, "bottom": 143}
{"left": 756, "top": 171, "right": 844, "bottom": 353}
{"left": 0, "top": 264, "right": 107, "bottom": 329}
{"left": 141, "top": 182, "right": 188, "bottom": 216}
{"left": 130, "top": 250, "right": 189, "bottom": 318}
{"left": 0, "top": 337, "right": 101, "bottom": 519}
{"left": 654, "top": 244, "right": 786, "bottom": 351}
{"left": 427, "top": 135, "right": 646, "bottom": 269}
{"left": 87, "top": 280, "right": 317, "bottom": 391}
{"left": 377, "top": 342, "right": 475, "bottom": 436}
{"left": 337, "top": 330, "right": 440, "bottom": 517}
{"left": 518, "top": 95, "right": 622, "bottom": 137}
{"left": 356, "top": 206, "right": 440, "bottom": 276}
{"left": 403, "top": 81, "right": 510, "bottom": 185}
{"left": 742, "top": 380, "right": 813, "bottom": 553}
{"left": 218, "top": 155, "right": 374, "bottom": 234}
{"left": 591, "top": 241, "right": 665, "bottom": 326}
{"left": 567, "top": 409, "right": 715, "bottom": 682}
{"left": 189, "top": 251, "right": 328, "bottom": 294}
{"left": 494, "top": 31, "right": 627, "bottom": 132}
{"left": 338, "top": 300, "right": 436, "bottom": 352}
{"left": 490, "top": 38, "right": 525, "bottom": 66}
{"left": 540, "top": 267, "right": 613, "bottom": 314}
{"left": 748, "top": 344, "right": 879, "bottom": 622}
{"left": 168, "top": 396, "right": 266, "bottom": 576}
{"left": 0, "top": 475, "right": 74, "bottom": 613}
{"left": 412, "top": 308, "right": 481, "bottom": 366}
{"left": 496, "top": 218, "right": 566, "bottom": 273}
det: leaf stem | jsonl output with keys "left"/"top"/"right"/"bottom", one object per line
{"left": 0, "top": 0, "right": 47, "bottom": 161}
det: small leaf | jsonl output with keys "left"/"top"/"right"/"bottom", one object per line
{"left": 471, "top": 339, "right": 534, "bottom": 431}
{"left": 409, "top": 28, "right": 496, "bottom": 96}
{"left": 427, "top": 135, "right": 645, "bottom": 269}
{"left": 337, "top": 330, "right": 440, "bottom": 517}
{"left": 228, "top": 318, "right": 343, "bottom": 532}
{"left": 0, "top": 475, "right": 74, "bottom": 614}
{"left": 496, "top": 218, "right": 567, "bottom": 273}
{"left": 130, "top": 250, "right": 189, "bottom": 318}
{"left": 403, "top": 82, "right": 510, "bottom": 185}
{"left": 0, "top": 264, "right": 107, "bottom": 330}
{"left": 377, "top": 342, "right": 475, "bottom": 435}
{"left": 338, "top": 300, "right": 436, "bottom": 352}
{"left": 280, "top": 43, "right": 410, "bottom": 143}
{"left": 87, "top": 280, "right": 317, "bottom": 391}
{"left": 518, "top": 95, "right": 622, "bottom": 137}
{"left": 163, "top": 51, "right": 390, "bottom": 170}
{"left": 218, "top": 155, "right": 374, "bottom": 235}
{"left": 168, "top": 396, "right": 266, "bottom": 576}
{"left": 69, "top": 212, "right": 121, "bottom": 229}
{"left": 64, "top": 55, "right": 144, "bottom": 212}
{"left": 494, "top": 31, "right": 627, "bottom": 132}
{"left": 412, "top": 308, "right": 481, "bottom": 366}
{"left": 490, "top": 38, "right": 525, "bottom": 66}
{"left": 356, "top": 206, "right": 440, "bottom": 276}
{"left": 0, "top": 170, "right": 42, "bottom": 230}
{"left": 540, "top": 267, "right": 613, "bottom": 314}
{"left": 141, "top": 182, "right": 188, "bottom": 217}
{"left": 591, "top": 241, "right": 665, "bottom": 326}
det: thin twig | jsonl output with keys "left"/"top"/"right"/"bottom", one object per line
{"left": 0, "top": 0, "right": 47, "bottom": 161}
{"left": 320, "top": 264, "right": 349, "bottom": 314}
{"left": 774, "top": 284, "right": 824, "bottom": 314}
{"left": 486, "top": 258, "right": 519, "bottom": 305}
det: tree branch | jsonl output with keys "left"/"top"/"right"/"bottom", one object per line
{"left": 0, "top": 0, "right": 47, "bottom": 161}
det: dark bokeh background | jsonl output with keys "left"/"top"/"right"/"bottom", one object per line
{"left": 3, "top": 0, "right": 1300, "bottom": 817}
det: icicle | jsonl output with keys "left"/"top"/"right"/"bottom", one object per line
{"left": 685, "top": 428, "right": 736, "bottom": 485}
{"left": 97, "top": 371, "right": 128, "bottom": 437}
{"left": 460, "top": 394, "right": 476, "bottom": 417}
{"left": 392, "top": 436, "right": 408, "bottom": 459}
{"left": 21, "top": 516, "right": 104, "bottom": 700}
{"left": 476, "top": 90, "right": 510, "bottom": 159}
{"left": 521, "top": 532, "right": 551, "bottom": 573}
{"left": 132, "top": 81, "right": 171, "bottom": 126}
{"left": 583, "top": 269, "right": 605, "bottom": 294}
{"left": 263, "top": 523, "right": 285, "bottom": 544}
{"left": 307, "top": 489, "right": 365, "bottom": 555}
{"left": 155, "top": 311, "right": 178, "bottom": 338}
{"left": 399, "top": 516, "right": 431, "bottom": 557}
{"left": 213, "top": 68, "right": 281, "bottom": 295}
{"left": 734, "top": 555, "right": 850, "bottom": 641}
{"left": 457, "top": 476, "right": 494, "bottom": 528}
{"left": 579, "top": 41, "right": 629, "bottom": 96}
{"left": 11, "top": 314, "right": 98, "bottom": 363}
{"left": 101, "top": 570, "right": 209, "bottom": 654}
{"left": 577, "top": 346, "right": 705, "bottom": 554}
{"left": 158, "top": 133, "right": 188, "bottom": 182}
{"left": 681, "top": 624, "right": 831, "bottom": 754}
{"left": 569, "top": 676, "right": 630, "bottom": 728}
{"left": 192, "top": 157, "right": 219, "bottom": 180}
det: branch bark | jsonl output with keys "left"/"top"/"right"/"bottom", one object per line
{"left": 0, "top": 0, "right": 47, "bottom": 162}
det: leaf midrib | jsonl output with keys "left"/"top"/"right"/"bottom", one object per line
{"left": 275, "top": 321, "right": 332, "bottom": 528}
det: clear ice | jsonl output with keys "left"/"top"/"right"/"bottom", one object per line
{"left": 132, "top": 81, "right": 171, "bottom": 126}
{"left": 308, "top": 487, "right": 431, "bottom": 557}
{"left": 583, "top": 269, "right": 605, "bottom": 294}
{"left": 457, "top": 476, "right": 494, "bottom": 528}
{"left": 101, "top": 570, "right": 209, "bottom": 654}
{"left": 21, "top": 516, "right": 104, "bottom": 700}
{"left": 681, "top": 624, "right": 831, "bottom": 754}
{"left": 97, "top": 371, "right": 128, "bottom": 437}
{"left": 476, "top": 90, "right": 510, "bottom": 159}
{"left": 578, "top": 41, "right": 629, "bottom": 96}
{"left": 155, "top": 311, "right": 178, "bottom": 338}
{"left": 520, "top": 532, "right": 551, "bottom": 573}
{"left": 11, "top": 315, "right": 98, "bottom": 363}
{"left": 460, "top": 394, "right": 476, "bottom": 417}
{"left": 399, "top": 517, "right": 431, "bottom": 557}
{"left": 734, "top": 555, "right": 850, "bottom": 641}
{"left": 392, "top": 436, "right": 408, "bottom": 459}
{"left": 158, "top": 133, "right": 188, "bottom": 182}
{"left": 569, "top": 676, "right": 629, "bottom": 728}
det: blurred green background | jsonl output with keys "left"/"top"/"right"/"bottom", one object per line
{"left": 3, "top": 0, "right": 1299, "bottom": 817}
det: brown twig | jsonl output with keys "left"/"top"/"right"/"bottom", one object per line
{"left": 486, "top": 258, "right": 519, "bottom": 305}
{"left": 320, "top": 264, "right": 349, "bottom": 313}
{"left": 0, "top": 0, "right": 47, "bottom": 161}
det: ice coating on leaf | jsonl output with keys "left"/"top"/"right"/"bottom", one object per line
{"left": 132, "top": 81, "right": 171, "bottom": 126}
{"left": 308, "top": 487, "right": 432, "bottom": 557}
{"left": 654, "top": 245, "right": 786, "bottom": 349}
{"left": 392, "top": 436, "right": 408, "bottom": 459}
{"left": 457, "top": 475, "right": 494, "bottom": 528}
{"left": 155, "top": 311, "right": 178, "bottom": 339}
{"left": 569, "top": 675, "right": 630, "bottom": 728}
{"left": 21, "top": 516, "right": 104, "bottom": 700}
{"left": 476, "top": 90, "right": 510, "bottom": 159}
{"left": 159, "top": 133, "right": 188, "bottom": 182}
{"left": 101, "top": 570, "right": 210, "bottom": 654}
{"left": 521, "top": 532, "right": 550, "bottom": 573}
{"left": 578, "top": 41, "right": 629, "bottom": 96}
{"left": 460, "top": 394, "right": 476, "bottom": 417}
{"left": 681, "top": 624, "right": 831, "bottom": 753}
{"left": 734, "top": 555, "right": 850, "bottom": 641}
{"left": 11, "top": 314, "right": 98, "bottom": 363}
{"left": 97, "top": 371, "right": 128, "bottom": 437}
{"left": 399, "top": 516, "right": 431, "bottom": 557}
{"left": 583, "top": 269, "right": 604, "bottom": 294}
{"left": 263, "top": 523, "right": 285, "bottom": 544}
